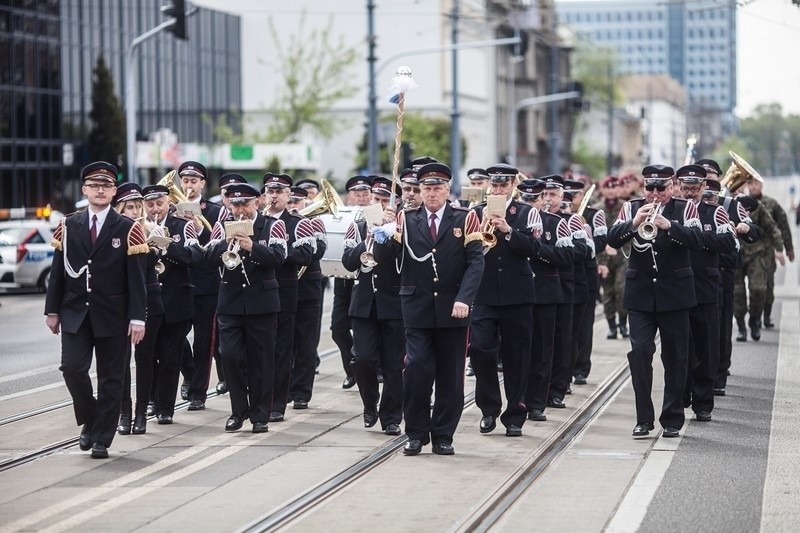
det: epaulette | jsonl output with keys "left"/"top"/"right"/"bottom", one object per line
{"left": 127, "top": 221, "right": 149, "bottom": 255}
{"left": 450, "top": 204, "right": 471, "bottom": 212}
{"left": 51, "top": 219, "right": 65, "bottom": 250}
{"left": 403, "top": 205, "right": 422, "bottom": 213}
{"left": 288, "top": 211, "right": 305, "bottom": 219}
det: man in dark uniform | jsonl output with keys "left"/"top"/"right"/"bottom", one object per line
{"left": 342, "top": 177, "right": 405, "bottom": 435}
{"left": 142, "top": 184, "right": 198, "bottom": 425}
{"left": 45, "top": 162, "right": 148, "bottom": 458}
{"left": 176, "top": 161, "right": 226, "bottom": 411}
{"left": 331, "top": 175, "right": 373, "bottom": 389}
{"left": 295, "top": 179, "right": 321, "bottom": 202}
{"left": 203, "top": 183, "right": 287, "bottom": 432}
{"left": 469, "top": 164, "right": 540, "bottom": 437}
{"left": 399, "top": 168, "right": 421, "bottom": 209}
{"left": 675, "top": 165, "right": 737, "bottom": 421}
{"left": 289, "top": 187, "right": 328, "bottom": 409}
{"left": 377, "top": 162, "right": 484, "bottom": 456}
{"left": 596, "top": 176, "right": 629, "bottom": 339}
{"left": 569, "top": 181, "right": 608, "bottom": 384}
{"left": 607, "top": 165, "right": 704, "bottom": 438}
{"left": 695, "top": 159, "right": 761, "bottom": 395}
{"left": 262, "top": 173, "right": 315, "bottom": 422}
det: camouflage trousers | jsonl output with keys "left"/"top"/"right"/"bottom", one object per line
{"left": 601, "top": 252, "right": 627, "bottom": 326}
{"left": 733, "top": 254, "right": 768, "bottom": 320}
{"left": 764, "top": 256, "right": 777, "bottom": 309}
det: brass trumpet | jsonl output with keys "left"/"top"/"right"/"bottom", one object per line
{"left": 360, "top": 233, "right": 377, "bottom": 268}
{"left": 637, "top": 202, "right": 661, "bottom": 241}
{"left": 221, "top": 239, "right": 241, "bottom": 270}
{"left": 221, "top": 216, "right": 253, "bottom": 270}
{"left": 481, "top": 215, "right": 497, "bottom": 250}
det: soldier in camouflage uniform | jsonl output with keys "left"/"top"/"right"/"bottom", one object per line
{"left": 595, "top": 176, "right": 629, "bottom": 339}
{"left": 734, "top": 194, "right": 784, "bottom": 341}
{"left": 747, "top": 179, "right": 794, "bottom": 328}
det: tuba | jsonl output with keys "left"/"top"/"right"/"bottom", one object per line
{"left": 720, "top": 151, "right": 764, "bottom": 195}
{"left": 637, "top": 202, "right": 661, "bottom": 241}
{"left": 158, "top": 170, "right": 213, "bottom": 232}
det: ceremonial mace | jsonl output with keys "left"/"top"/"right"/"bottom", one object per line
{"left": 388, "top": 66, "right": 416, "bottom": 207}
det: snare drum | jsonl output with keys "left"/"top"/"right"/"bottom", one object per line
{"left": 316, "top": 206, "right": 362, "bottom": 278}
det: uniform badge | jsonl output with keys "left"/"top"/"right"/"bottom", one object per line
{"left": 200, "top": 202, "right": 206, "bottom": 209}
{"left": 172, "top": 234, "right": 181, "bottom": 242}
{"left": 704, "top": 224, "right": 712, "bottom": 231}
{"left": 509, "top": 206, "right": 517, "bottom": 215}
{"left": 545, "top": 231, "right": 551, "bottom": 240}
{"left": 453, "top": 228, "right": 462, "bottom": 238}
{"left": 533, "top": 229, "right": 542, "bottom": 238}
{"left": 258, "top": 239, "right": 267, "bottom": 246}
{"left": 112, "top": 238, "right": 120, "bottom": 248}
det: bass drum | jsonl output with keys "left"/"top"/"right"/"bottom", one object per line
{"left": 317, "top": 206, "right": 362, "bottom": 278}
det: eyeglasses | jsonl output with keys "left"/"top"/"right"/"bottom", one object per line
{"left": 644, "top": 184, "right": 668, "bottom": 192}
{"left": 84, "top": 183, "right": 116, "bottom": 191}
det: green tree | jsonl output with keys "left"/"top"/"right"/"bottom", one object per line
{"left": 88, "top": 55, "right": 126, "bottom": 172}
{"left": 354, "top": 113, "right": 466, "bottom": 174}
{"left": 571, "top": 40, "right": 623, "bottom": 109}
{"left": 708, "top": 135, "right": 752, "bottom": 172}
{"left": 571, "top": 139, "right": 607, "bottom": 180}
{"left": 739, "top": 103, "right": 785, "bottom": 175}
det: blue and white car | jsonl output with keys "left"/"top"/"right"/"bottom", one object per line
{"left": 0, "top": 220, "right": 59, "bottom": 291}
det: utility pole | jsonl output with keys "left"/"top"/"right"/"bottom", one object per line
{"left": 366, "top": 0, "right": 378, "bottom": 173}
{"left": 606, "top": 61, "right": 614, "bottom": 175}
{"left": 548, "top": 4, "right": 560, "bottom": 174}
{"left": 450, "top": 0, "right": 461, "bottom": 192}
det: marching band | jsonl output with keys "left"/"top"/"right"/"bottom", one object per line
{"left": 45, "top": 151, "right": 792, "bottom": 458}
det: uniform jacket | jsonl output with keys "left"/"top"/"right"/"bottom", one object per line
{"left": 297, "top": 217, "right": 327, "bottom": 302}
{"left": 342, "top": 219, "right": 403, "bottom": 320}
{"left": 45, "top": 209, "right": 147, "bottom": 337}
{"left": 157, "top": 215, "right": 198, "bottom": 324}
{"left": 529, "top": 211, "right": 572, "bottom": 305}
{"left": 596, "top": 199, "right": 625, "bottom": 267}
{"left": 583, "top": 206, "right": 608, "bottom": 293}
{"left": 203, "top": 214, "right": 287, "bottom": 315}
{"left": 741, "top": 202, "right": 783, "bottom": 258}
{"left": 690, "top": 202, "right": 737, "bottom": 304}
{"left": 472, "top": 200, "right": 540, "bottom": 306}
{"left": 607, "top": 197, "right": 704, "bottom": 312}
{"left": 382, "top": 203, "right": 485, "bottom": 328}
{"left": 189, "top": 198, "right": 224, "bottom": 296}
{"left": 273, "top": 210, "right": 315, "bottom": 312}
{"left": 145, "top": 248, "right": 165, "bottom": 317}
{"left": 557, "top": 212, "right": 593, "bottom": 304}
{"left": 719, "top": 196, "right": 760, "bottom": 270}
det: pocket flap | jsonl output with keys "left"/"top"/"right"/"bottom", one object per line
{"left": 675, "top": 268, "right": 694, "bottom": 279}
{"left": 624, "top": 269, "right": 638, "bottom": 279}
{"left": 399, "top": 286, "right": 416, "bottom": 295}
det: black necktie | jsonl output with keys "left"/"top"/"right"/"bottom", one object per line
{"left": 90, "top": 215, "right": 98, "bottom": 246}
{"left": 429, "top": 213, "right": 437, "bottom": 241}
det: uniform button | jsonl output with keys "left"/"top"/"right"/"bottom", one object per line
{"left": 433, "top": 278, "right": 439, "bottom": 282}
{"left": 498, "top": 268, "right": 503, "bottom": 272}
{"left": 87, "top": 288, "right": 92, "bottom": 293}
{"left": 373, "top": 274, "right": 378, "bottom": 278}
{"left": 497, "top": 256, "right": 502, "bottom": 260}
{"left": 432, "top": 248, "right": 436, "bottom": 253}
{"left": 653, "top": 278, "right": 657, "bottom": 282}
{"left": 87, "top": 274, "right": 91, "bottom": 278}
{"left": 373, "top": 289, "right": 378, "bottom": 293}
{"left": 159, "top": 283, "right": 163, "bottom": 286}
{"left": 654, "top": 251, "right": 658, "bottom": 255}
{"left": 434, "top": 292, "right": 438, "bottom": 296}
{"left": 242, "top": 284, "right": 246, "bottom": 287}
{"left": 87, "top": 260, "right": 92, "bottom": 264}
{"left": 85, "top": 302, "right": 89, "bottom": 307}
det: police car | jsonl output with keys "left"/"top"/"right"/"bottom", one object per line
{"left": 0, "top": 207, "right": 62, "bottom": 292}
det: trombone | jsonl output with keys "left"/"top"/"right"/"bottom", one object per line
{"left": 637, "top": 202, "right": 661, "bottom": 241}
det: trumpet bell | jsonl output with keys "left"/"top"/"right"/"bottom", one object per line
{"left": 360, "top": 251, "right": 377, "bottom": 268}
{"left": 222, "top": 250, "right": 241, "bottom": 270}
{"left": 637, "top": 222, "right": 658, "bottom": 241}
{"left": 154, "top": 260, "right": 165, "bottom": 275}
{"left": 720, "top": 151, "right": 764, "bottom": 194}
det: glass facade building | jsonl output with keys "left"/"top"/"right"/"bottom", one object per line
{"left": 0, "top": 0, "right": 241, "bottom": 210}
{"left": 557, "top": 1, "right": 736, "bottom": 138}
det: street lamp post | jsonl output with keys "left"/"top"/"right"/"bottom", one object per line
{"left": 508, "top": 91, "right": 580, "bottom": 168}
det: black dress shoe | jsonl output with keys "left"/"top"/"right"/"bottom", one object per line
{"left": 269, "top": 411, "right": 284, "bottom": 423}
{"left": 252, "top": 421, "right": 269, "bottom": 433}
{"left": 505, "top": 425, "right": 523, "bottom": 437}
{"left": 342, "top": 376, "right": 356, "bottom": 389}
{"left": 565, "top": 385, "right": 572, "bottom": 395}
{"left": 225, "top": 415, "right": 244, "bottom": 432}
{"left": 79, "top": 423, "right": 92, "bottom": 451}
{"left": 403, "top": 439, "right": 424, "bottom": 456}
{"left": 146, "top": 402, "right": 156, "bottom": 417}
{"left": 117, "top": 413, "right": 131, "bottom": 435}
{"left": 764, "top": 317, "right": 775, "bottom": 328}
{"left": 384, "top": 423, "right": 401, "bottom": 436}
{"left": 713, "top": 388, "right": 726, "bottom": 397}
{"left": 132, "top": 414, "right": 147, "bottom": 434}
{"left": 465, "top": 362, "right": 475, "bottom": 377}
{"left": 619, "top": 324, "right": 629, "bottom": 338}
{"left": 293, "top": 400, "right": 309, "bottom": 410}
{"left": 662, "top": 427, "right": 680, "bottom": 438}
{"left": 432, "top": 443, "right": 455, "bottom": 455}
{"left": 216, "top": 381, "right": 228, "bottom": 394}
{"left": 187, "top": 400, "right": 205, "bottom": 411}
{"left": 548, "top": 397, "right": 566, "bottom": 409}
{"left": 606, "top": 328, "right": 618, "bottom": 340}
{"left": 695, "top": 411, "right": 712, "bottom": 421}
{"left": 632, "top": 422, "right": 654, "bottom": 438}
{"left": 90, "top": 442, "right": 109, "bottom": 459}
{"left": 363, "top": 408, "right": 379, "bottom": 428}
{"left": 573, "top": 375, "right": 587, "bottom": 385}
{"left": 479, "top": 415, "right": 497, "bottom": 434}
{"left": 527, "top": 409, "right": 547, "bottom": 422}
{"left": 180, "top": 381, "right": 189, "bottom": 401}
{"left": 157, "top": 414, "right": 173, "bottom": 425}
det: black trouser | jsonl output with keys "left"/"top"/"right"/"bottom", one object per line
{"left": 526, "top": 303, "right": 557, "bottom": 412}
{"left": 470, "top": 303, "right": 532, "bottom": 429}
{"left": 351, "top": 313, "right": 405, "bottom": 429}
{"left": 549, "top": 302, "right": 574, "bottom": 402}
{"left": 331, "top": 279, "right": 354, "bottom": 378}
{"left": 403, "top": 327, "right": 468, "bottom": 446}
{"left": 187, "top": 293, "right": 219, "bottom": 402}
{"left": 154, "top": 319, "right": 191, "bottom": 417}
{"left": 716, "top": 270, "right": 734, "bottom": 389}
{"left": 685, "top": 301, "right": 720, "bottom": 413}
{"left": 573, "top": 293, "right": 597, "bottom": 378}
{"left": 218, "top": 313, "right": 276, "bottom": 424}
{"left": 121, "top": 312, "right": 161, "bottom": 416}
{"left": 271, "top": 311, "right": 296, "bottom": 415}
{"left": 290, "top": 298, "right": 322, "bottom": 403}
{"left": 627, "top": 308, "right": 690, "bottom": 429}
{"left": 60, "top": 317, "right": 127, "bottom": 448}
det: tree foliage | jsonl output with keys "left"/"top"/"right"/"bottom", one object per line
{"left": 571, "top": 139, "right": 607, "bottom": 180}
{"left": 571, "top": 40, "right": 624, "bottom": 109}
{"left": 88, "top": 55, "right": 126, "bottom": 169}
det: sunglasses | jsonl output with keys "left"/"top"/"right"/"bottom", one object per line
{"left": 644, "top": 184, "right": 669, "bottom": 192}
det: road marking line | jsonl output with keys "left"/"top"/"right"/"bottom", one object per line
{"left": 760, "top": 300, "right": 800, "bottom": 532}
{"left": 0, "top": 364, "right": 61, "bottom": 385}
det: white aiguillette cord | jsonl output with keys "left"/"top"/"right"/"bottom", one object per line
{"left": 398, "top": 214, "right": 440, "bottom": 281}
{"left": 61, "top": 222, "right": 90, "bottom": 292}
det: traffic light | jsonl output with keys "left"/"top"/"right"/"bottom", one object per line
{"left": 161, "top": 0, "right": 187, "bottom": 40}
{"left": 566, "top": 81, "right": 587, "bottom": 112}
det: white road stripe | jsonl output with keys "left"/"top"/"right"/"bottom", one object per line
{"left": 0, "top": 364, "right": 61, "bottom": 385}
{"left": 760, "top": 300, "right": 800, "bottom": 532}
